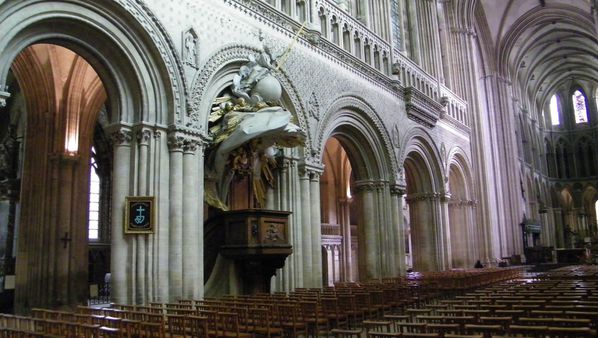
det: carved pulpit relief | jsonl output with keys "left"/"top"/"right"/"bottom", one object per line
{"left": 205, "top": 46, "right": 306, "bottom": 210}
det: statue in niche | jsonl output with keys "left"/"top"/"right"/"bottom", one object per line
{"left": 183, "top": 29, "right": 199, "bottom": 69}
{"left": 205, "top": 47, "right": 305, "bottom": 210}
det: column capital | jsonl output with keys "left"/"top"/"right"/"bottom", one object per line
{"left": 299, "top": 161, "right": 324, "bottom": 180}
{"left": 167, "top": 129, "right": 207, "bottom": 153}
{"left": 108, "top": 127, "right": 133, "bottom": 147}
{"left": 390, "top": 184, "right": 406, "bottom": 196}
{"left": 135, "top": 128, "right": 152, "bottom": 146}
{"left": 0, "top": 90, "right": 10, "bottom": 107}
{"left": 353, "top": 179, "right": 387, "bottom": 193}
{"left": 405, "top": 192, "right": 442, "bottom": 203}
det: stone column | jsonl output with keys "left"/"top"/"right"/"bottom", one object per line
{"left": 354, "top": 181, "right": 379, "bottom": 280}
{"left": 299, "top": 169, "right": 313, "bottom": 287}
{"left": 110, "top": 128, "right": 133, "bottom": 304}
{"left": 407, "top": 193, "right": 439, "bottom": 272}
{"left": 390, "top": 185, "right": 406, "bottom": 275}
{"left": 135, "top": 128, "right": 151, "bottom": 305}
{"left": 182, "top": 138, "right": 202, "bottom": 299}
{"left": 339, "top": 197, "right": 353, "bottom": 281}
{"left": 167, "top": 134, "right": 184, "bottom": 301}
{"left": 309, "top": 169, "right": 323, "bottom": 287}
{"left": 435, "top": 192, "right": 452, "bottom": 270}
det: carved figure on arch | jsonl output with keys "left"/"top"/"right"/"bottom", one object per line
{"left": 205, "top": 47, "right": 305, "bottom": 210}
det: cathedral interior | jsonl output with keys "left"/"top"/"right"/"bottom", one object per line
{"left": 0, "top": 1, "right": 597, "bottom": 334}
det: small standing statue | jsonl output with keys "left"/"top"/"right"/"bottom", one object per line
{"left": 205, "top": 47, "right": 305, "bottom": 210}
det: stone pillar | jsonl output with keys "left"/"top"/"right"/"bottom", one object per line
{"left": 299, "top": 169, "right": 313, "bottom": 287}
{"left": 309, "top": 169, "right": 323, "bottom": 287}
{"left": 167, "top": 134, "right": 184, "bottom": 301}
{"left": 339, "top": 197, "right": 353, "bottom": 281}
{"left": 135, "top": 128, "right": 151, "bottom": 305}
{"left": 390, "top": 185, "right": 406, "bottom": 275}
{"left": 407, "top": 193, "right": 439, "bottom": 272}
{"left": 182, "top": 138, "right": 203, "bottom": 299}
{"left": 110, "top": 127, "right": 133, "bottom": 304}
{"left": 354, "top": 181, "right": 379, "bottom": 280}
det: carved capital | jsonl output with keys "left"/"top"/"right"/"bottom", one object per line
{"left": 110, "top": 128, "right": 133, "bottom": 146}
{"left": 167, "top": 135, "right": 185, "bottom": 152}
{"left": 352, "top": 181, "right": 385, "bottom": 193}
{"left": 390, "top": 184, "right": 406, "bottom": 196}
{"left": 136, "top": 128, "right": 152, "bottom": 145}
{"left": 183, "top": 139, "right": 200, "bottom": 153}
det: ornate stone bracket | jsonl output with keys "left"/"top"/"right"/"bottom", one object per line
{"left": 404, "top": 87, "right": 443, "bottom": 128}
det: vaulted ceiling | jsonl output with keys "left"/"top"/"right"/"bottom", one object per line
{"left": 478, "top": 0, "right": 597, "bottom": 112}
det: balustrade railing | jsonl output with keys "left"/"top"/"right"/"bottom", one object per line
{"left": 253, "top": 0, "right": 470, "bottom": 130}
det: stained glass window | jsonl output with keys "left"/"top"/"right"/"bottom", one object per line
{"left": 549, "top": 94, "right": 560, "bottom": 126}
{"left": 572, "top": 90, "right": 588, "bottom": 124}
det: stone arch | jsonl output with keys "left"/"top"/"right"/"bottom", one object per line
{"left": 317, "top": 95, "right": 398, "bottom": 182}
{"left": 317, "top": 95, "right": 403, "bottom": 280}
{"left": 0, "top": 0, "right": 184, "bottom": 312}
{"left": 189, "top": 44, "right": 309, "bottom": 150}
{"left": 0, "top": 0, "right": 184, "bottom": 126}
{"left": 446, "top": 147, "right": 477, "bottom": 268}
{"left": 402, "top": 127, "right": 447, "bottom": 271}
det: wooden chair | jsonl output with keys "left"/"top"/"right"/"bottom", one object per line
{"left": 166, "top": 314, "right": 188, "bottom": 337}
{"left": 508, "top": 324, "right": 548, "bottom": 338}
{"left": 362, "top": 319, "right": 392, "bottom": 338}
{"left": 299, "top": 301, "right": 329, "bottom": 337}
{"left": 277, "top": 304, "right": 306, "bottom": 338}
{"left": 249, "top": 307, "right": 283, "bottom": 338}
{"left": 329, "top": 328, "right": 363, "bottom": 338}
{"left": 320, "top": 297, "right": 349, "bottom": 329}
{"left": 546, "top": 326, "right": 595, "bottom": 337}
{"left": 218, "top": 311, "right": 252, "bottom": 338}
{"left": 463, "top": 324, "right": 502, "bottom": 338}
{"left": 187, "top": 315, "right": 209, "bottom": 338}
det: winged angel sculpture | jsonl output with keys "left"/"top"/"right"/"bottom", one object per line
{"left": 205, "top": 47, "right": 305, "bottom": 210}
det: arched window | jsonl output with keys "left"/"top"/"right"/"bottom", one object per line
{"left": 549, "top": 94, "right": 560, "bottom": 125}
{"left": 572, "top": 89, "right": 588, "bottom": 124}
{"left": 88, "top": 147, "right": 100, "bottom": 240}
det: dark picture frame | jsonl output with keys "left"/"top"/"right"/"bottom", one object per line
{"left": 124, "top": 196, "right": 155, "bottom": 234}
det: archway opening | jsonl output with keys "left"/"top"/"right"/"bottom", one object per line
{"left": 0, "top": 43, "right": 109, "bottom": 312}
{"left": 404, "top": 150, "right": 438, "bottom": 272}
{"left": 448, "top": 164, "right": 471, "bottom": 268}
{"left": 320, "top": 137, "right": 357, "bottom": 285}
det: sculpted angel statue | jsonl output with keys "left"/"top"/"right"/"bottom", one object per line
{"left": 205, "top": 47, "right": 305, "bottom": 210}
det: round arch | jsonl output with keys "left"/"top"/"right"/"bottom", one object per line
{"left": 402, "top": 128, "right": 447, "bottom": 271}
{"left": 189, "top": 44, "right": 310, "bottom": 151}
{"left": 0, "top": 0, "right": 184, "bottom": 125}
{"left": 316, "top": 95, "right": 403, "bottom": 280}
{"left": 446, "top": 147, "right": 477, "bottom": 268}
{"left": 0, "top": 0, "right": 184, "bottom": 313}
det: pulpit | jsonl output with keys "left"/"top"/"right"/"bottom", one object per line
{"left": 218, "top": 209, "right": 292, "bottom": 294}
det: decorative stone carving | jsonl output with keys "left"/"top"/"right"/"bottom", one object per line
{"left": 307, "top": 92, "right": 320, "bottom": 121}
{"left": 167, "top": 134, "right": 186, "bottom": 152}
{"left": 136, "top": 128, "right": 152, "bottom": 145}
{"left": 182, "top": 28, "right": 200, "bottom": 69}
{"left": 205, "top": 48, "right": 306, "bottom": 210}
{"left": 110, "top": 129, "right": 133, "bottom": 146}
{"left": 113, "top": 0, "right": 186, "bottom": 125}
